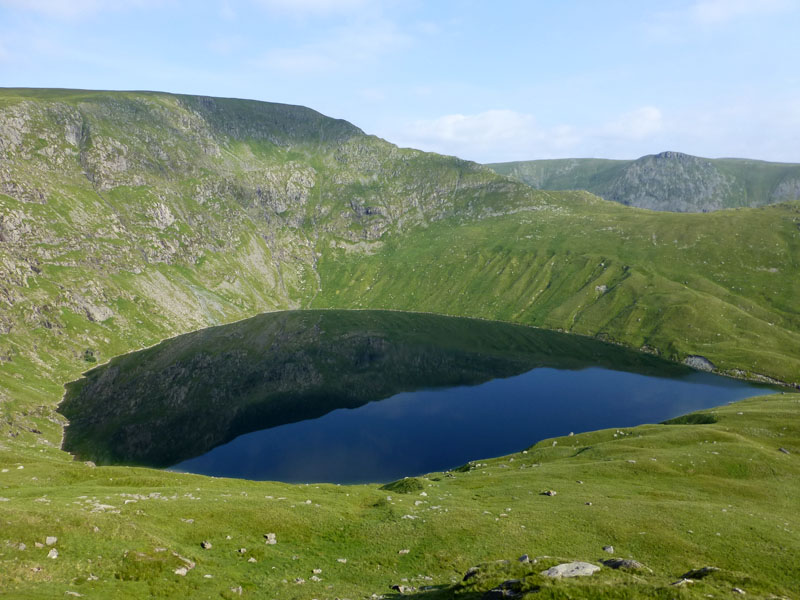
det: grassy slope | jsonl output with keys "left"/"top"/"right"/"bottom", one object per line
{"left": 1, "top": 90, "right": 800, "bottom": 597}
{"left": 314, "top": 195, "right": 800, "bottom": 384}
{"left": 0, "top": 393, "right": 798, "bottom": 599}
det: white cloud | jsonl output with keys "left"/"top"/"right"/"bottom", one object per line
{"left": 208, "top": 35, "right": 245, "bottom": 56}
{"left": 219, "top": 1, "right": 237, "bottom": 20}
{"left": 252, "top": 0, "right": 367, "bottom": 17}
{"left": 254, "top": 20, "right": 410, "bottom": 73}
{"left": 394, "top": 110, "right": 579, "bottom": 162}
{"left": 390, "top": 106, "right": 668, "bottom": 163}
{"left": 689, "top": 0, "right": 793, "bottom": 23}
{"left": 0, "top": 0, "right": 162, "bottom": 19}
{"left": 602, "top": 106, "right": 663, "bottom": 140}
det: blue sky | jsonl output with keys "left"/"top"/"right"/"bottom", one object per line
{"left": 1, "top": 0, "right": 799, "bottom": 163}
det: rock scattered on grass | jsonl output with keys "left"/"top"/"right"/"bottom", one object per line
{"left": 312, "top": 568, "right": 322, "bottom": 574}
{"left": 310, "top": 575, "right": 321, "bottom": 582}
{"left": 46, "top": 536, "right": 57, "bottom": 546}
{"left": 294, "top": 578, "right": 305, "bottom": 584}
{"left": 391, "top": 584, "right": 415, "bottom": 594}
{"left": 671, "top": 578, "right": 693, "bottom": 587}
{"left": 174, "top": 567, "right": 187, "bottom": 576}
{"left": 733, "top": 588, "right": 746, "bottom": 594}
{"left": 602, "top": 558, "right": 645, "bottom": 570}
{"left": 47, "top": 548, "right": 58, "bottom": 559}
{"left": 518, "top": 554, "right": 530, "bottom": 563}
{"left": 230, "top": 586, "right": 242, "bottom": 595}
{"left": 602, "top": 545, "right": 614, "bottom": 554}
{"left": 541, "top": 562, "right": 599, "bottom": 578}
{"left": 238, "top": 548, "right": 246, "bottom": 554}
{"left": 337, "top": 558, "right": 347, "bottom": 563}
{"left": 398, "top": 549, "right": 410, "bottom": 555}
{"left": 247, "top": 557, "right": 256, "bottom": 563}
{"left": 483, "top": 579, "right": 522, "bottom": 599}
{"left": 200, "top": 541, "right": 212, "bottom": 550}
{"left": 264, "top": 532, "right": 277, "bottom": 545}
{"left": 779, "top": 447, "right": 790, "bottom": 455}
{"left": 542, "top": 490, "right": 557, "bottom": 497}
{"left": 681, "top": 566, "right": 719, "bottom": 579}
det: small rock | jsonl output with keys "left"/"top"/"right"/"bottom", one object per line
{"left": 779, "top": 447, "right": 790, "bottom": 455}
{"left": 681, "top": 566, "right": 719, "bottom": 579}
{"left": 65, "top": 592, "right": 82, "bottom": 597}
{"left": 247, "top": 557, "right": 256, "bottom": 563}
{"left": 602, "top": 558, "right": 644, "bottom": 570}
{"left": 310, "top": 575, "right": 321, "bottom": 582}
{"left": 337, "top": 558, "right": 347, "bottom": 563}
{"left": 294, "top": 578, "right": 305, "bottom": 584}
{"left": 264, "top": 532, "right": 277, "bottom": 545}
{"left": 483, "top": 579, "right": 522, "bottom": 599}
{"left": 398, "top": 549, "right": 410, "bottom": 555}
{"left": 541, "top": 562, "right": 599, "bottom": 578}
{"left": 518, "top": 554, "right": 530, "bottom": 563}
{"left": 391, "top": 584, "right": 415, "bottom": 594}
{"left": 732, "top": 587, "right": 746, "bottom": 594}
{"left": 18, "top": 542, "right": 26, "bottom": 551}
{"left": 35, "top": 542, "right": 44, "bottom": 549}
{"left": 585, "top": 502, "right": 592, "bottom": 506}
{"left": 46, "top": 536, "right": 57, "bottom": 546}
{"left": 312, "top": 568, "right": 322, "bottom": 574}
{"left": 542, "top": 490, "right": 557, "bottom": 496}
{"left": 84, "top": 461, "right": 96, "bottom": 468}
{"left": 200, "top": 541, "right": 212, "bottom": 550}
{"left": 238, "top": 548, "right": 247, "bottom": 554}
{"left": 602, "top": 545, "right": 614, "bottom": 554}
{"left": 174, "top": 567, "right": 188, "bottom": 576}
{"left": 47, "top": 548, "right": 58, "bottom": 559}
{"left": 230, "top": 586, "right": 242, "bottom": 595}
{"left": 463, "top": 566, "right": 480, "bottom": 581}
{"left": 671, "top": 578, "right": 693, "bottom": 587}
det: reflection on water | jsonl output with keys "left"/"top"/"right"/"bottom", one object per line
{"left": 59, "top": 310, "right": 775, "bottom": 483}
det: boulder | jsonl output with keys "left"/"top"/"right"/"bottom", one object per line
{"left": 541, "top": 562, "right": 600, "bottom": 578}
{"left": 681, "top": 566, "right": 719, "bottom": 579}
{"left": 602, "top": 558, "right": 644, "bottom": 570}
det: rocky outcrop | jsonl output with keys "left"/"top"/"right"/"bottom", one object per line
{"left": 489, "top": 152, "right": 800, "bottom": 212}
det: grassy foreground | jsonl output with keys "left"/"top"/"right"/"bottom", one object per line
{"left": 1, "top": 390, "right": 798, "bottom": 599}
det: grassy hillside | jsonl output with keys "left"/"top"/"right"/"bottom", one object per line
{"left": 1, "top": 89, "right": 800, "bottom": 598}
{"left": 488, "top": 152, "right": 800, "bottom": 212}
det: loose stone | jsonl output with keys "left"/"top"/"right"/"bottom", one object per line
{"left": 541, "top": 562, "right": 599, "bottom": 578}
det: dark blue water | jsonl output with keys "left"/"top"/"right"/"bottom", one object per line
{"left": 172, "top": 365, "right": 770, "bottom": 484}
{"left": 60, "top": 310, "right": 777, "bottom": 484}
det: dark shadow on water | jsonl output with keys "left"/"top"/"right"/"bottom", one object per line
{"left": 58, "top": 310, "right": 777, "bottom": 483}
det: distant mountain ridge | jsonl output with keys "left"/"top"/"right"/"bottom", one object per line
{"left": 488, "top": 151, "right": 800, "bottom": 212}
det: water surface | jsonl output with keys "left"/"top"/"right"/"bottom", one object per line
{"left": 60, "top": 310, "right": 775, "bottom": 483}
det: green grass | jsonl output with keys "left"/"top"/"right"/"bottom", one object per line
{"left": 1, "top": 392, "right": 798, "bottom": 598}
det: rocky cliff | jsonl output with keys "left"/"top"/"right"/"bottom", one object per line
{"left": 489, "top": 151, "right": 800, "bottom": 212}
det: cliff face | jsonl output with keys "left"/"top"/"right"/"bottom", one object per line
{"left": 0, "top": 89, "right": 528, "bottom": 384}
{"left": 489, "top": 151, "right": 800, "bottom": 212}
